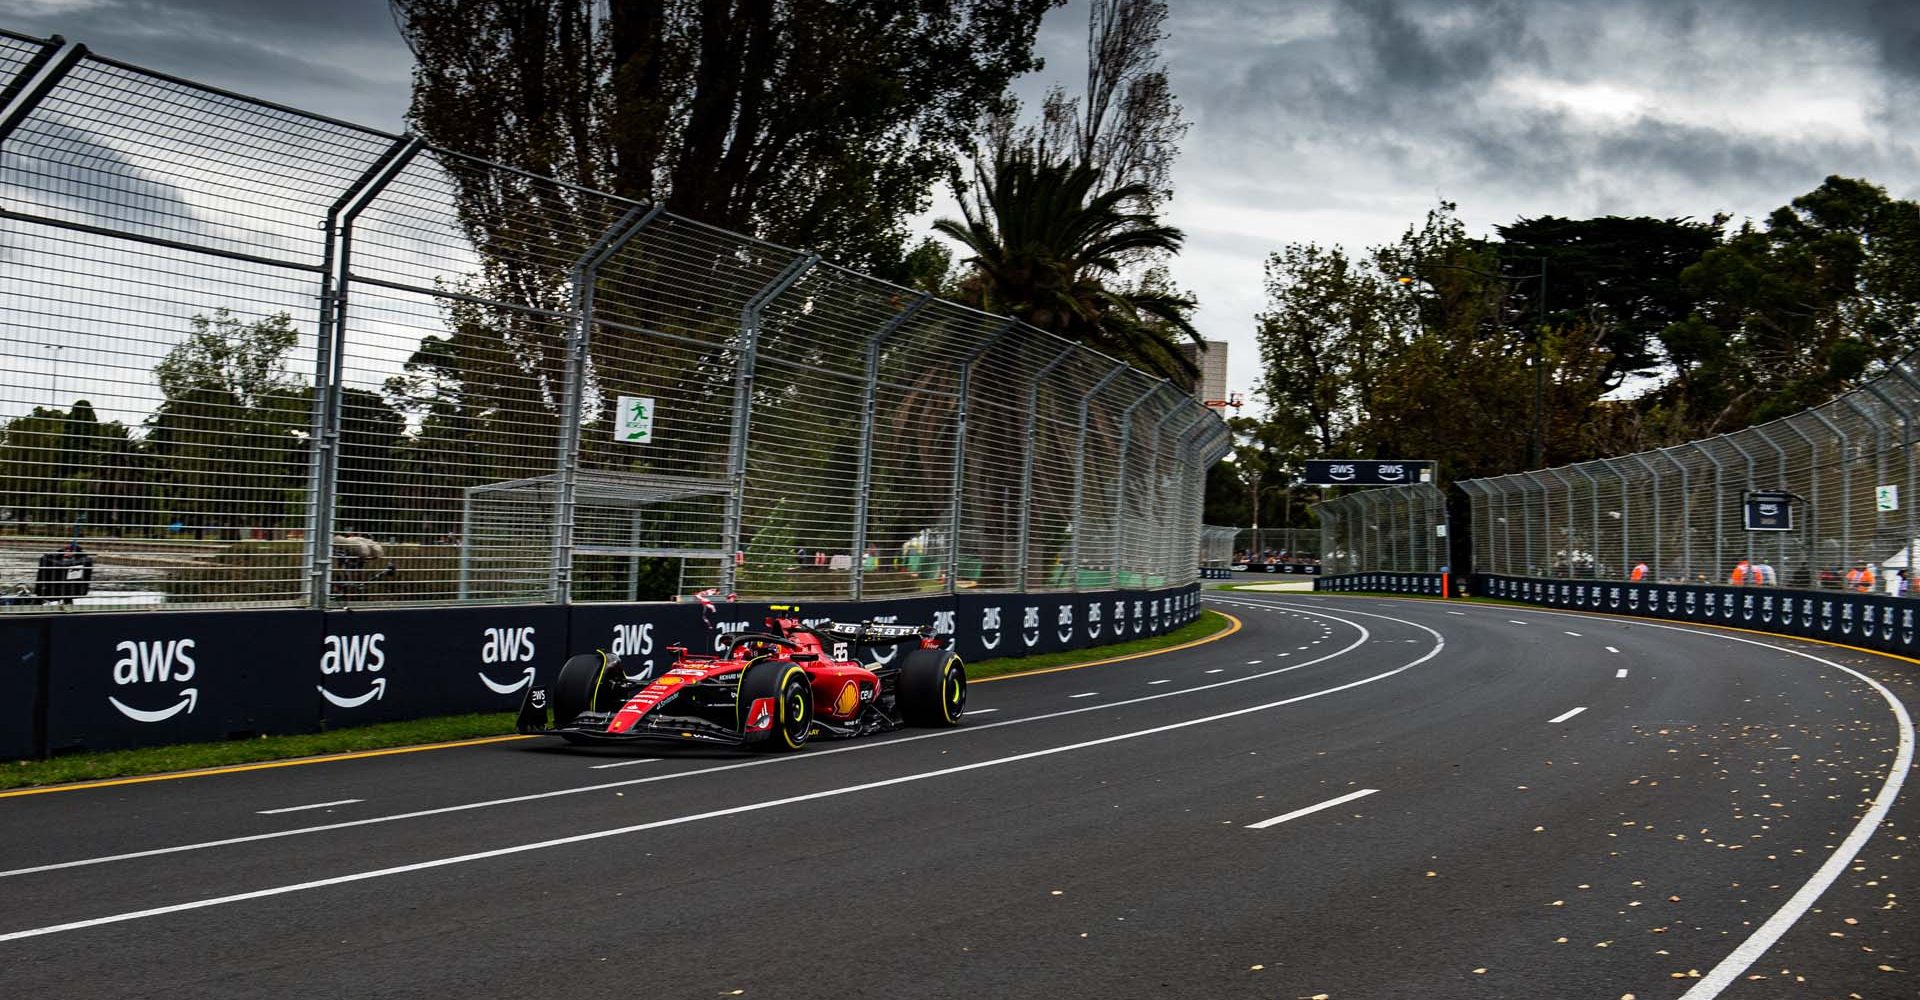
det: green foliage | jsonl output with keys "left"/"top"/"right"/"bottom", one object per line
{"left": 935, "top": 152, "right": 1201, "bottom": 385}
{"left": 740, "top": 497, "right": 800, "bottom": 596}
{"left": 1236, "top": 176, "right": 1920, "bottom": 495}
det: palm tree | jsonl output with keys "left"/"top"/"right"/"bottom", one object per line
{"left": 934, "top": 152, "right": 1203, "bottom": 386}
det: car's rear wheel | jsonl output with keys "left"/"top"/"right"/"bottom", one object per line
{"left": 897, "top": 648, "right": 965, "bottom": 726}
{"left": 740, "top": 660, "right": 813, "bottom": 751}
{"left": 550, "top": 651, "right": 606, "bottom": 729}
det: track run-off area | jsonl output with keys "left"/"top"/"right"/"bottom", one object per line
{"left": 0, "top": 594, "right": 1914, "bottom": 999}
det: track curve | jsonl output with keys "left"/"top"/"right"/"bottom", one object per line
{"left": 0, "top": 594, "right": 1913, "bottom": 999}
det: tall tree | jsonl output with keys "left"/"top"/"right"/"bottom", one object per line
{"left": 934, "top": 152, "right": 1200, "bottom": 384}
{"left": 393, "top": 0, "right": 1057, "bottom": 275}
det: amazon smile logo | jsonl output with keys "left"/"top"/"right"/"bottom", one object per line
{"left": 110, "top": 638, "right": 198, "bottom": 723}
{"left": 319, "top": 633, "right": 387, "bottom": 709}
{"left": 479, "top": 626, "right": 538, "bottom": 694}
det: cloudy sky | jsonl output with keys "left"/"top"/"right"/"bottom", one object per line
{"left": 5, "top": 0, "right": 1918, "bottom": 408}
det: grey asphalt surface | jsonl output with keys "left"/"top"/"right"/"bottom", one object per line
{"left": 0, "top": 593, "right": 1914, "bottom": 1000}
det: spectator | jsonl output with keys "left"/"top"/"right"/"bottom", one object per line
{"left": 1846, "top": 562, "right": 1877, "bottom": 593}
{"left": 1630, "top": 561, "right": 1648, "bottom": 582}
{"left": 1753, "top": 560, "right": 1776, "bottom": 586}
{"left": 1729, "top": 559, "right": 1755, "bottom": 586}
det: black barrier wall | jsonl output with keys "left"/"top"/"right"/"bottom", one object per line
{"left": 1479, "top": 575, "right": 1920, "bottom": 656}
{"left": 1314, "top": 572, "right": 1448, "bottom": 596}
{"left": 2, "top": 585, "right": 1201, "bottom": 756}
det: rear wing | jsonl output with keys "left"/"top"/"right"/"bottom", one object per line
{"left": 815, "top": 621, "right": 930, "bottom": 646}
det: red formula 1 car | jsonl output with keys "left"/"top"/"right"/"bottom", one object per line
{"left": 515, "top": 611, "right": 966, "bottom": 751}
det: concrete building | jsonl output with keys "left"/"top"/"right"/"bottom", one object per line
{"left": 1179, "top": 339, "right": 1232, "bottom": 411}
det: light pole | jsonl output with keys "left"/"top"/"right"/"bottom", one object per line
{"left": 1399, "top": 258, "right": 1549, "bottom": 467}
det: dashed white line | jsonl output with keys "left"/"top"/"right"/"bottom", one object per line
{"left": 1563, "top": 631, "right": 1582, "bottom": 637}
{"left": 968, "top": 708, "right": 1000, "bottom": 715}
{"left": 1548, "top": 706, "right": 1587, "bottom": 724}
{"left": 0, "top": 626, "right": 1448, "bottom": 944}
{"left": 1615, "top": 669, "right": 1629, "bottom": 679}
{"left": 1605, "top": 646, "right": 1621, "bottom": 654}
{"left": 1069, "top": 692, "right": 1100, "bottom": 699}
{"left": 1247, "top": 788, "right": 1379, "bottom": 829}
{"left": 1148, "top": 679, "right": 1172, "bottom": 685}
{"left": 256, "top": 799, "right": 363, "bottom": 816}
{"left": 1205, "top": 669, "right": 1223, "bottom": 674}
{"left": 1446, "top": 611, "right": 1465, "bottom": 616}
{"left": 1246, "top": 660, "right": 1263, "bottom": 665}
{"left": 587, "top": 758, "right": 661, "bottom": 771}
{"left": 1508, "top": 620, "right": 1529, "bottom": 625}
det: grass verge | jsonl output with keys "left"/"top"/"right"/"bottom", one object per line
{"left": 1, "top": 609, "right": 1237, "bottom": 791}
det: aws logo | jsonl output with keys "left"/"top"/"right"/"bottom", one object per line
{"left": 712, "top": 621, "right": 749, "bottom": 653}
{"left": 1021, "top": 606, "right": 1041, "bottom": 648}
{"left": 980, "top": 607, "right": 1003, "bottom": 650}
{"left": 479, "top": 626, "right": 537, "bottom": 694}
{"left": 1086, "top": 601, "right": 1103, "bottom": 639}
{"left": 611, "top": 622, "right": 654, "bottom": 681}
{"left": 1056, "top": 604, "right": 1074, "bottom": 643}
{"left": 110, "top": 638, "right": 198, "bottom": 723}
{"left": 318, "top": 633, "right": 387, "bottom": 708}
{"left": 932, "top": 610, "right": 956, "bottom": 649}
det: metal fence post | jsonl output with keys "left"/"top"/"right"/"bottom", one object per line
{"left": 1660, "top": 449, "right": 1692, "bottom": 579}
{"left": 1691, "top": 442, "right": 1725, "bottom": 581}
{"left": 1162, "top": 408, "right": 1210, "bottom": 581}
{"left": 1843, "top": 394, "right": 1888, "bottom": 569}
{"left": 0, "top": 37, "right": 83, "bottom": 146}
{"left": 1884, "top": 367, "right": 1920, "bottom": 572}
{"left": 552, "top": 202, "right": 661, "bottom": 604}
{"left": 720, "top": 252, "right": 817, "bottom": 595}
{"left": 947, "top": 319, "right": 1018, "bottom": 593}
{"left": 1809, "top": 409, "right": 1850, "bottom": 580}
{"left": 1113, "top": 382, "right": 1174, "bottom": 587}
{"left": 1568, "top": 464, "right": 1599, "bottom": 578}
{"left": 1068, "top": 362, "right": 1130, "bottom": 590}
{"left": 1015, "top": 342, "right": 1078, "bottom": 591}
{"left": 1786, "top": 419, "right": 1823, "bottom": 586}
{"left": 848, "top": 291, "right": 931, "bottom": 600}
{"left": 1611, "top": 460, "right": 1631, "bottom": 579}
{"left": 1629, "top": 454, "right": 1661, "bottom": 579}
{"left": 1753, "top": 429, "right": 1789, "bottom": 582}
{"left": 309, "top": 137, "right": 421, "bottom": 608}
{"left": 1140, "top": 401, "right": 1189, "bottom": 584}
{"left": 1725, "top": 435, "right": 1759, "bottom": 569}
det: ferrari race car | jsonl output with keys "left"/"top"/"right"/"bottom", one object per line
{"left": 516, "top": 611, "right": 966, "bottom": 751}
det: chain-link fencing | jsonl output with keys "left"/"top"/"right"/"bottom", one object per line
{"left": 0, "top": 31, "right": 1229, "bottom": 612}
{"left": 1198, "top": 524, "right": 1239, "bottom": 572}
{"left": 1316, "top": 484, "right": 1449, "bottom": 575}
{"left": 1460, "top": 354, "right": 1920, "bottom": 592}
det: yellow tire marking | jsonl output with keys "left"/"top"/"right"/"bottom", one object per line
{"left": 0, "top": 734, "right": 535, "bottom": 799}
{"left": 972, "top": 612, "right": 1242, "bottom": 684}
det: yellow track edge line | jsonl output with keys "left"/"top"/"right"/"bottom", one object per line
{"left": 1304, "top": 592, "right": 1920, "bottom": 668}
{"left": 0, "top": 734, "right": 536, "bottom": 800}
{"left": 5, "top": 612, "right": 1246, "bottom": 798}
{"left": 972, "top": 611, "right": 1243, "bottom": 683}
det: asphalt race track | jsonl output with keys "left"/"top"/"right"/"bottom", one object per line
{"left": 1, "top": 594, "right": 1915, "bottom": 1000}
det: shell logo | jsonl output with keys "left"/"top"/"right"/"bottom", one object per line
{"left": 834, "top": 680, "right": 860, "bottom": 716}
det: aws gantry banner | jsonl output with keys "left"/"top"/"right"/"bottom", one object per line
{"left": 1479, "top": 575, "right": 1920, "bottom": 657}
{"left": 8, "top": 584, "right": 1203, "bottom": 755}
{"left": 1302, "top": 459, "right": 1434, "bottom": 487}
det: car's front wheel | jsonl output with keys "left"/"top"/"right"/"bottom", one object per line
{"left": 740, "top": 660, "right": 813, "bottom": 751}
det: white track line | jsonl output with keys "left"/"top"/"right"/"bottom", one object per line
{"left": 1615, "top": 668, "right": 1628, "bottom": 679}
{"left": 0, "top": 626, "right": 1445, "bottom": 943}
{"left": 1563, "top": 631, "right": 1582, "bottom": 637}
{"left": 1507, "top": 620, "right": 1528, "bottom": 625}
{"left": 1069, "top": 692, "right": 1100, "bottom": 699}
{"left": 0, "top": 602, "right": 1397, "bottom": 884}
{"left": 1366, "top": 598, "right": 1917, "bottom": 1000}
{"left": 1205, "top": 669, "right": 1223, "bottom": 674}
{"left": 1148, "top": 679, "right": 1171, "bottom": 685}
{"left": 1605, "top": 645, "right": 1620, "bottom": 653}
{"left": 968, "top": 708, "right": 1000, "bottom": 715}
{"left": 587, "top": 758, "right": 661, "bottom": 770}
{"left": 255, "top": 799, "right": 361, "bottom": 816}
{"left": 1246, "top": 788, "right": 1379, "bottom": 829}
{"left": 1547, "top": 706, "right": 1587, "bottom": 724}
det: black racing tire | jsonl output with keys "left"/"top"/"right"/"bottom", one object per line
{"left": 550, "top": 651, "right": 607, "bottom": 728}
{"left": 897, "top": 648, "right": 965, "bottom": 727}
{"left": 740, "top": 659, "right": 814, "bottom": 752}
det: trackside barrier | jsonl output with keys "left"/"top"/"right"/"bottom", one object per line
{"left": 1314, "top": 572, "right": 1446, "bottom": 596}
{"left": 1237, "top": 563, "right": 1323, "bottom": 576}
{"left": 2, "top": 584, "right": 1202, "bottom": 756}
{"left": 1479, "top": 574, "right": 1920, "bottom": 658}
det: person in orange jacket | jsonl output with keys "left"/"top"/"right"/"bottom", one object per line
{"left": 1846, "top": 563, "right": 1876, "bottom": 592}
{"left": 1729, "top": 559, "right": 1754, "bottom": 585}
{"left": 1630, "top": 561, "right": 1648, "bottom": 582}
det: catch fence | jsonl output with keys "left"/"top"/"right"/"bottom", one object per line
{"left": 0, "top": 30, "right": 1229, "bottom": 612}
{"left": 1316, "top": 484, "right": 1448, "bottom": 575}
{"left": 1460, "top": 353, "right": 1920, "bottom": 591}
